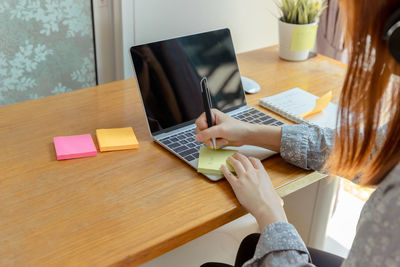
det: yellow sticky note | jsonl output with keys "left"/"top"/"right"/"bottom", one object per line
{"left": 197, "top": 147, "right": 237, "bottom": 175}
{"left": 96, "top": 127, "right": 139, "bottom": 152}
{"left": 290, "top": 25, "right": 318, "bottom": 51}
{"left": 300, "top": 91, "right": 332, "bottom": 118}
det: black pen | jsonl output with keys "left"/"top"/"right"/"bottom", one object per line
{"left": 200, "top": 77, "right": 216, "bottom": 149}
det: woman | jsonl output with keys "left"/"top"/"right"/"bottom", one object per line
{"left": 196, "top": 0, "right": 400, "bottom": 266}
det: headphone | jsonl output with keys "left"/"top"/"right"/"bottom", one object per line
{"left": 383, "top": 8, "right": 400, "bottom": 63}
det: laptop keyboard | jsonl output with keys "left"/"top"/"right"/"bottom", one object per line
{"left": 159, "top": 107, "right": 284, "bottom": 162}
{"left": 230, "top": 108, "right": 284, "bottom": 126}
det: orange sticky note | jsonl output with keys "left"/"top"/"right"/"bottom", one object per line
{"left": 96, "top": 127, "right": 139, "bottom": 152}
{"left": 300, "top": 91, "right": 332, "bottom": 118}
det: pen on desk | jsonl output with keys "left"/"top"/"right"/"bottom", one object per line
{"left": 200, "top": 77, "right": 217, "bottom": 149}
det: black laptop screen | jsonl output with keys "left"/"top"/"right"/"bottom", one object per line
{"left": 130, "top": 28, "right": 246, "bottom": 134}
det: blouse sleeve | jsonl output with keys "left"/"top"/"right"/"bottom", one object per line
{"left": 242, "top": 222, "right": 315, "bottom": 267}
{"left": 280, "top": 123, "right": 335, "bottom": 171}
{"left": 279, "top": 123, "right": 388, "bottom": 172}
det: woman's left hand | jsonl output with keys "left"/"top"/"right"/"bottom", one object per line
{"left": 222, "top": 153, "right": 288, "bottom": 230}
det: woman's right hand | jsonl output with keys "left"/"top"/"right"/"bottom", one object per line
{"left": 195, "top": 109, "right": 283, "bottom": 152}
{"left": 195, "top": 109, "right": 252, "bottom": 148}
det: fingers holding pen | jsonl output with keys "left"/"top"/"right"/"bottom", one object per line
{"left": 195, "top": 109, "right": 224, "bottom": 132}
{"left": 195, "top": 124, "right": 222, "bottom": 142}
{"left": 216, "top": 138, "right": 229, "bottom": 147}
{"left": 195, "top": 112, "right": 209, "bottom": 131}
{"left": 202, "top": 138, "right": 228, "bottom": 148}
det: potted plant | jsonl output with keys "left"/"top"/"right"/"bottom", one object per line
{"left": 275, "top": 0, "right": 327, "bottom": 61}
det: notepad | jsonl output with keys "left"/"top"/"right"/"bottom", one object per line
{"left": 96, "top": 127, "right": 139, "bottom": 152}
{"left": 259, "top": 88, "right": 338, "bottom": 129}
{"left": 197, "top": 147, "right": 238, "bottom": 175}
{"left": 53, "top": 134, "right": 97, "bottom": 160}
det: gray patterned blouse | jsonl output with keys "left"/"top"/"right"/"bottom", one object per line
{"left": 243, "top": 123, "right": 400, "bottom": 267}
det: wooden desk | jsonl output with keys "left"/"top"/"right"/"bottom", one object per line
{"left": 0, "top": 46, "right": 346, "bottom": 266}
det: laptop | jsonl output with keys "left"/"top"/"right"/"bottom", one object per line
{"left": 130, "top": 28, "right": 284, "bottom": 181}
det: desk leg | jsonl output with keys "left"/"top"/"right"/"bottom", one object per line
{"left": 283, "top": 177, "right": 339, "bottom": 249}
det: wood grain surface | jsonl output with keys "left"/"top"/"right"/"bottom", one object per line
{"left": 0, "top": 46, "right": 346, "bottom": 266}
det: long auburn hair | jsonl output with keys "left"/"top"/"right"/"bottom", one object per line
{"left": 329, "top": 0, "right": 400, "bottom": 186}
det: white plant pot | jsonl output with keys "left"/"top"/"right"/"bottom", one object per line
{"left": 279, "top": 20, "right": 318, "bottom": 61}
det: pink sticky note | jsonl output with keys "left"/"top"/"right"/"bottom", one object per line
{"left": 53, "top": 134, "right": 97, "bottom": 160}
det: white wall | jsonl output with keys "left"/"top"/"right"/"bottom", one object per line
{"left": 131, "top": 0, "right": 279, "bottom": 79}
{"left": 134, "top": 0, "right": 279, "bottom": 52}
{"left": 95, "top": 0, "right": 280, "bottom": 82}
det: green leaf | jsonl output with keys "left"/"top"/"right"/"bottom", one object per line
{"left": 277, "top": 0, "right": 327, "bottom": 24}
{"left": 303, "top": 3, "right": 308, "bottom": 24}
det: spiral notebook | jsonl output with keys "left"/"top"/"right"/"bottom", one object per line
{"left": 259, "top": 88, "right": 338, "bottom": 129}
